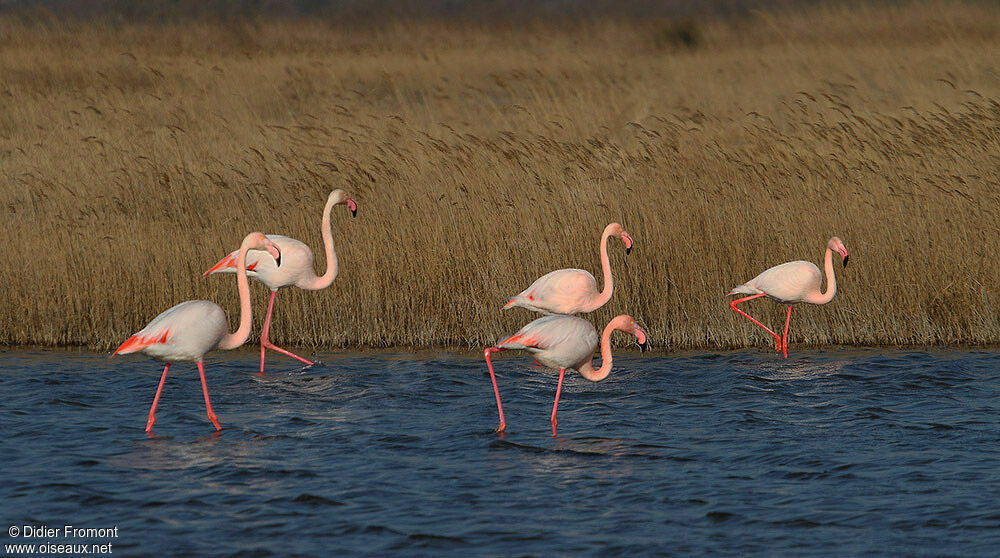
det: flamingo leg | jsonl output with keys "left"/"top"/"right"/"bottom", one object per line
{"left": 484, "top": 347, "right": 507, "bottom": 433}
{"left": 782, "top": 306, "right": 792, "bottom": 359}
{"left": 730, "top": 293, "right": 782, "bottom": 351}
{"left": 551, "top": 368, "right": 566, "bottom": 437}
{"left": 145, "top": 363, "right": 170, "bottom": 432}
{"left": 260, "top": 290, "right": 314, "bottom": 373}
{"left": 197, "top": 361, "right": 222, "bottom": 431}
{"left": 259, "top": 291, "right": 272, "bottom": 374}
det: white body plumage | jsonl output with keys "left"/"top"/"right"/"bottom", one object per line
{"left": 117, "top": 300, "right": 228, "bottom": 362}
{"left": 505, "top": 270, "right": 601, "bottom": 316}
{"left": 207, "top": 234, "right": 316, "bottom": 291}
{"left": 730, "top": 260, "right": 826, "bottom": 304}
{"left": 497, "top": 314, "right": 600, "bottom": 372}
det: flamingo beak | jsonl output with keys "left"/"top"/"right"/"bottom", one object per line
{"left": 838, "top": 246, "right": 849, "bottom": 268}
{"left": 636, "top": 326, "right": 648, "bottom": 351}
{"left": 265, "top": 242, "right": 282, "bottom": 267}
{"left": 347, "top": 197, "right": 358, "bottom": 218}
{"left": 842, "top": 255, "right": 849, "bottom": 268}
{"left": 623, "top": 233, "right": 633, "bottom": 256}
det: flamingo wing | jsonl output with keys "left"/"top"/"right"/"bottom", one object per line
{"left": 113, "top": 328, "right": 172, "bottom": 355}
{"left": 203, "top": 247, "right": 269, "bottom": 276}
{"left": 112, "top": 300, "right": 229, "bottom": 360}
{"left": 498, "top": 315, "right": 599, "bottom": 371}
{"left": 114, "top": 301, "right": 228, "bottom": 360}
{"left": 204, "top": 235, "right": 309, "bottom": 291}
{"left": 498, "top": 315, "right": 595, "bottom": 351}
{"left": 113, "top": 303, "right": 184, "bottom": 355}
{"left": 746, "top": 260, "right": 823, "bottom": 303}
{"left": 505, "top": 268, "right": 598, "bottom": 314}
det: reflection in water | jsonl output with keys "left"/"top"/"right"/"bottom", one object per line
{"left": 746, "top": 357, "right": 853, "bottom": 381}
{"left": 121, "top": 431, "right": 259, "bottom": 471}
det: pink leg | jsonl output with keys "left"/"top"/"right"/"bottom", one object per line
{"left": 551, "top": 368, "right": 566, "bottom": 437}
{"left": 145, "top": 363, "right": 170, "bottom": 432}
{"left": 259, "top": 292, "right": 271, "bottom": 374}
{"left": 197, "top": 361, "right": 222, "bottom": 431}
{"left": 260, "top": 290, "right": 314, "bottom": 373}
{"left": 782, "top": 306, "right": 792, "bottom": 359}
{"left": 730, "top": 293, "right": 782, "bottom": 351}
{"left": 484, "top": 347, "right": 507, "bottom": 432}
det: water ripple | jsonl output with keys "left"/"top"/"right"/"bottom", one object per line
{"left": 3, "top": 348, "right": 1000, "bottom": 556}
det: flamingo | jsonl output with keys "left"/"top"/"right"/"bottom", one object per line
{"left": 113, "top": 232, "right": 281, "bottom": 432}
{"left": 503, "top": 222, "right": 633, "bottom": 315}
{"left": 484, "top": 314, "right": 647, "bottom": 436}
{"left": 204, "top": 189, "right": 357, "bottom": 373}
{"left": 729, "top": 236, "right": 849, "bottom": 358}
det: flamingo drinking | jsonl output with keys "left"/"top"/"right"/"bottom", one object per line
{"left": 729, "top": 236, "right": 849, "bottom": 358}
{"left": 113, "top": 232, "right": 281, "bottom": 432}
{"left": 204, "top": 189, "right": 357, "bottom": 373}
{"left": 484, "top": 314, "right": 647, "bottom": 436}
{"left": 503, "top": 222, "right": 633, "bottom": 315}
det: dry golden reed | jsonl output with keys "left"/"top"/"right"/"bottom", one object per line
{"left": 3, "top": 1, "right": 1000, "bottom": 351}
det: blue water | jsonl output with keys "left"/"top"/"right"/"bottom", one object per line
{"left": 3, "top": 348, "right": 1000, "bottom": 556}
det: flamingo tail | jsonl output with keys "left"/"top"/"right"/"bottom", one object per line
{"left": 729, "top": 284, "right": 760, "bottom": 296}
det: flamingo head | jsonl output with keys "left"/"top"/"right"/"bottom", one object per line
{"left": 329, "top": 189, "right": 358, "bottom": 217}
{"left": 634, "top": 324, "right": 648, "bottom": 351}
{"left": 611, "top": 315, "right": 648, "bottom": 351}
{"left": 244, "top": 232, "right": 281, "bottom": 267}
{"left": 607, "top": 222, "right": 633, "bottom": 255}
{"left": 828, "top": 236, "right": 849, "bottom": 268}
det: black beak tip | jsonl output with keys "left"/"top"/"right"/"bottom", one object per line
{"left": 626, "top": 246, "right": 632, "bottom": 256}
{"left": 351, "top": 208, "right": 357, "bottom": 218}
{"left": 842, "top": 255, "right": 849, "bottom": 268}
{"left": 639, "top": 341, "right": 648, "bottom": 352}
{"left": 276, "top": 255, "right": 282, "bottom": 267}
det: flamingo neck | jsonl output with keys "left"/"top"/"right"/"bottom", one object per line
{"left": 585, "top": 227, "right": 615, "bottom": 312}
{"left": 578, "top": 320, "right": 617, "bottom": 382}
{"left": 809, "top": 248, "right": 837, "bottom": 304}
{"left": 297, "top": 197, "right": 339, "bottom": 290}
{"left": 218, "top": 239, "right": 254, "bottom": 350}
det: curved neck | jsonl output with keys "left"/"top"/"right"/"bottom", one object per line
{"left": 585, "top": 228, "right": 615, "bottom": 312}
{"left": 578, "top": 320, "right": 617, "bottom": 382}
{"left": 218, "top": 241, "right": 254, "bottom": 350}
{"left": 298, "top": 197, "right": 339, "bottom": 290}
{"left": 809, "top": 248, "right": 837, "bottom": 304}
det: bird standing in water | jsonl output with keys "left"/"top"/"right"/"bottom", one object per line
{"left": 484, "top": 314, "right": 647, "bottom": 436}
{"left": 204, "top": 189, "right": 357, "bottom": 373}
{"left": 114, "top": 232, "right": 281, "bottom": 432}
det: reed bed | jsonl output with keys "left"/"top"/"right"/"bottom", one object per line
{"left": 3, "top": 1, "right": 1000, "bottom": 350}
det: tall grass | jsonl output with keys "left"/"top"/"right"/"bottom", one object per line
{"left": 3, "top": 2, "right": 1000, "bottom": 350}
